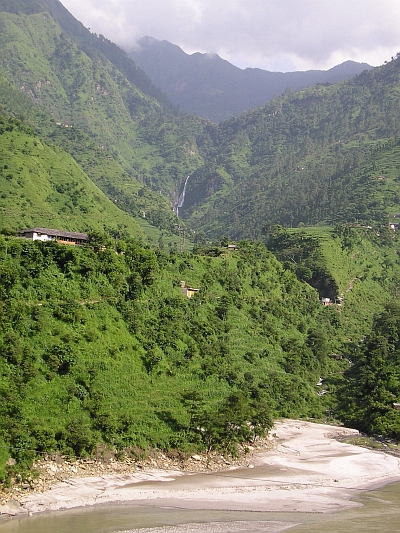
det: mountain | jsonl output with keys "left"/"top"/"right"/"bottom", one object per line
{"left": 0, "top": 0, "right": 170, "bottom": 106}
{"left": 1, "top": 0, "right": 400, "bottom": 483}
{"left": 129, "top": 37, "right": 372, "bottom": 122}
{"left": 0, "top": 0, "right": 205, "bottom": 231}
{"left": 180, "top": 55, "right": 400, "bottom": 238}
{"left": 2, "top": 0, "right": 400, "bottom": 245}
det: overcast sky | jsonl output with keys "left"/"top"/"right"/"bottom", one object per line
{"left": 61, "top": 0, "right": 400, "bottom": 72}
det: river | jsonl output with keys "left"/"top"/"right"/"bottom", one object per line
{"left": 1, "top": 481, "right": 400, "bottom": 533}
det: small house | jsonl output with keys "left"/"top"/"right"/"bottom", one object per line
{"left": 321, "top": 297, "right": 331, "bottom": 306}
{"left": 19, "top": 227, "right": 88, "bottom": 246}
{"left": 181, "top": 281, "right": 199, "bottom": 299}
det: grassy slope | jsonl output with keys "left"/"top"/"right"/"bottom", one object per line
{"left": 0, "top": 113, "right": 192, "bottom": 249}
{"left": 0, "top": 6, "right": 204, "bottom": 204}
{"left": 0, "top": 10, "right": 143, "bottom": 159}
{"left": 287, "top": 225, "right": 400, "bottom": 340}
{"left": 321, "top": 231, "right": 398, "bottom": 338}
{"left": 0, "top": 72, "right": 184, "bottom": 239}
{"left": 0, "top": 115, "right": 145, "bottom": 236}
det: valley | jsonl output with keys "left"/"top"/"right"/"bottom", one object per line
{"left": 0, "top": 0, "right": 399, "bottom": 499}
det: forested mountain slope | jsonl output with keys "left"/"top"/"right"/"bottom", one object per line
{"left": 0, "top": 72, "right": 183, "bottom": 237}
{"left": 264, "top": 224, "right": 400, "bottom": 439}
{"left": 0, "top": 237, "right": 338, "bottom": 478}
{"left": 182, "top": 56, "right": 400, "bottom": 238}
{"left": 131, "top": 36, "right": 371, "bottom": 122}
{"left": 0, "top": 0, "right": 204, "bottom": 220}
{"left": 1, "top": 2, "right": 400, "bottom": 486}
{"left": 3, "top": 0, "right": 400, "bottom": 243}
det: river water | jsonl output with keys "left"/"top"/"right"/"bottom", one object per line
{"left": 1, "top": 482, "right": 400, "bottom": 533}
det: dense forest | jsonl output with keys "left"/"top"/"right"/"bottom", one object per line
{"left": 0, "top": 236, "right": 335, "bottom": 480}
{"left": 338, "top": 302, "right": 400, "bottom": 438}
{"left": 0, "top": 0, "right": 400, "bottom": 486}
{"left": 182, "top": 55, "right": 400, "bottom": 237}
{"left": 1, "top": 226, "right": 400, "bottom": 482}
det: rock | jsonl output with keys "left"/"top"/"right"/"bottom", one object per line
{"left": 191, "top": 455, "right": 202, "bottom": 461}
{"left": 6, "top": 458, "right": 16, "bottom": 466}
{"left": 0, "top": 499, "right": 24, "bottom": 516}
{"left": 247, "top": 464, "right": 255, "bottom": 468}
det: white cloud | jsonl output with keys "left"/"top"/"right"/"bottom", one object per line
{"left": 60, "top": 0, "right": 400, "bottom": 71}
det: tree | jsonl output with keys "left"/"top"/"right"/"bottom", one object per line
{"left": 338, "top": 303, "right": 400, "bottom": 438}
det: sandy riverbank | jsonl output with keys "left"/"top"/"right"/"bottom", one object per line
{"left": 2, "top": 420, "right": 400, "bottom": 519}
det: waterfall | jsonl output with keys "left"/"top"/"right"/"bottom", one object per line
{"left": 175, "top": 175, "right": 190, "bottom": 217}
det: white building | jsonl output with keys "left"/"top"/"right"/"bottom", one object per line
{"left": 19, "top": 227, "right": 88, "bottom": 246}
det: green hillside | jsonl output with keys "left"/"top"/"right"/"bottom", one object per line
{"left": 267, "top": 224, "right": 400, "bottom": 339}
{"left": 4, "top": 0, "right": 400, "bottom": 243}
{"left": 264, "top": 224, "right": 400, "bottom": 439}
{"left": 0, "top": 237, "right": 337, "bottom": 479}
{"left": 1, "top": 0, "right": 400, "bottom": 487}
{"left": 0, "top": 0, "right": 204, "bottom": 214}
{"left": 0, "top": 73, "right": 184, "bottom": 237}
{"left": 182, "top": 56, "right": 400, "bottom": 238}
{"left": 0, "top": 113, "right": 146, "bottom": 236}
{"left": 2, "top": 217, "right": 400, "bottom": 483}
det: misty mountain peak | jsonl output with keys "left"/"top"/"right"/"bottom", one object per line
{"left": 129, "top": 37, "right": 372, "bottom": 121}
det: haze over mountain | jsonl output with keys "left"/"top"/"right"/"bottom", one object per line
{"left": 60, "top": 0, "right": 400, "bottom": 74}
{"left": 130, "top": 37, "right": 372, "bottom": 122}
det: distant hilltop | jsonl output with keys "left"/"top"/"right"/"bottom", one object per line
{"left": 129, "top": 37, "right": 372, "bottom": 122}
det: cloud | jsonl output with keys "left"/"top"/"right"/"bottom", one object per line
{"left": 60, "top": 0, "right": 400, "bottom": 71}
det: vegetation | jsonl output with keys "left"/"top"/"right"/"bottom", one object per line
{"left": 0, "top": 0, "right": 204, "bottom": 223}
{"left": 0, "top": 237, "right": 336, "bottom": 480}
{"left": 266, "top": 226, "right": 338, "bottom": 300}
{"left": 182, "top": 55, "right": 400, "bottom": 238}
{"left": 338, "top": 303, "right": 400, "bottom": 439}
{"left": 0, "top": 0, "right": 400, "bottom": 487}
{"left": 0, "top": 113, "right": 147, "bottom": 237}
{"left": 267, "top": 224, "right": 400, "bottom": 341}
{"left": 3, "top": 1, "right": 400, "bottom": 242}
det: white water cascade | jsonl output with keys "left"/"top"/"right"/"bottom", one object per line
{"left": 175, "top": 175, "right": 190, "bottom": 217}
